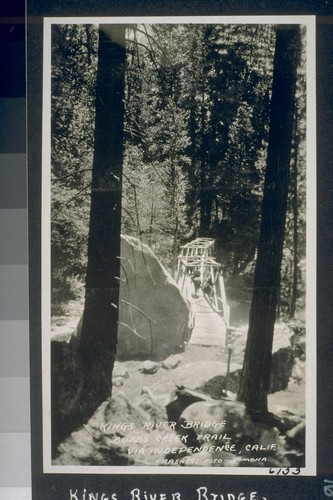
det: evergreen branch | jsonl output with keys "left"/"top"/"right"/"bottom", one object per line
{"left": 142, "top": 25, "right": 161, "bottom": 72}
{"left": 122, "top": 168, "right": 147, "bottom": 268}
{"left": 146, "top": 263, "right": 156, "bottom": 286}
{"left": 126, "top": 38, "right": 160, "bottom": 62}
{"left": 122, "top": 172, "right": 140, "bottom": 189}
{"left": 117, "top": 321, "right": 146, "bottom": 339}
{"left": 119, "top": 300, "right": 156, "bottom": 324}
{"left": 132, "top": 25, "right": 173, "bottom": 66}
{"left": 121, "top": 205, "right": 137, "bottom": 228}
{"left": 118, "top": 256, "right": 135, "bottom": 274}
{"left": 52, "top": 181, "right": 92, "bottom": 219}
{"left": 52, "top": 168, "right": 92, "bottom": 182}
{"left": 124, "top": 112, "right": 174, "bottom": 196}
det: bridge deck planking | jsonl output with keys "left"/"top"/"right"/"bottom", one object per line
{"left": 189, "top": 295, "right": 227, "bottom": 346}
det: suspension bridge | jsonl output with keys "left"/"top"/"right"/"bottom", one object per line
{"left": 176, "top": 238, "right": 230, "bottom": 347}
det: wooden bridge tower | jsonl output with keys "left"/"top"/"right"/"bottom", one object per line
{"left": 176, "top": 238, "right": 230, "bottom": 345}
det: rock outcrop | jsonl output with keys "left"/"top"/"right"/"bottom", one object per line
{"left": 53, "top": 385, "right": 304, "bottom": 468}
{"left": 72, "top": 235, "right": 191, "bottom": 361}
{"left": 117, "top": 235, "right": 191, "bottom": 360}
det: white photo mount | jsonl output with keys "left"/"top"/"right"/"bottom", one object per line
{"left": 41, "top": 15, "right": 316, "bottom": 477}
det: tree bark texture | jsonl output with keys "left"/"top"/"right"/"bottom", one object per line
{"left": 290, "top": 110, "right": 300, "bottom": 318}
{"left": 237, "top": 26, "right": 300, "bottom": 413}
{"left": 51, "top": 25, "right": 126, "bottom": 454}
{"left": 80, "top": 24, "right": 126, "bottom": 355}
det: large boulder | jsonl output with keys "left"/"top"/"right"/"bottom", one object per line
{"left": 53, "top": 390, "right": 178, "bottom": 466}
{"left": 117, "top": 235, "right": 191, "bottom": 360}
{"left": 71, "top": 235, "right": 190, "bottom": 361}
{"left": 176, "top": 346, "right": 293, "bottom": 401}
{"left": 178, "top": 399, "right": 290, "bottom": 468}
{"left": 177, "top": 361, "right": 242, "bottom": 398}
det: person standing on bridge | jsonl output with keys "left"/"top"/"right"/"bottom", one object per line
{"left": 191, "top": 267, "right": 201, "bottom": 298}
{"left": 203, "top": 275, "right": 214, "bottom": 297}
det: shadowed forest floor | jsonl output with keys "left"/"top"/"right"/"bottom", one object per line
{"left": 51, "top": 286, "right": 305, "bottom": 420}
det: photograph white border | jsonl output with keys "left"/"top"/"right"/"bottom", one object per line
{"left": 42, "top": 15, "right": 316, "bottom": 475}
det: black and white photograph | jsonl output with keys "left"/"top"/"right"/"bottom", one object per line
{"left": 42, "top": 17, "right": 316, "bottom": 475}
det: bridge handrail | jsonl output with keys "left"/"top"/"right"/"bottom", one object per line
{"left": 212, "top": 295, "right": 230, "bottom": 327}
{"left": 176, "top": 237, "right": 230, "bottom": 330}
{"left": 188, "top": 305, "right": 195, "bottom": 329}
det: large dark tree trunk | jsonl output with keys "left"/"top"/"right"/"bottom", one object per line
{"left": 51, "top": 25, "right": 126, "bottom": 453}
{"left": 79, "top": 23, "right": 126, "bottom": 397}
{"left": 237, "top": 26, "right": 300, "bottom": 413}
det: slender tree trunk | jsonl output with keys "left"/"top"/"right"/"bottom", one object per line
{"left": 290, "top": 110, "right": 299, "bottom": 318}
{"left": 237, "top": 26, "right": 300, "bottom": 413}
{"left": 198, "top": 108, "right": 213, "bottom": 235}
{"left": 171, "top": 217, "right": 179, "bottom": 278}
{"left": 149, "top": 181, "right": 155, "bottom": 247}
{"left": 199, "top": 83, "right": 208, "bottom": 236}
{"left": 185, "top": 87, "right": 198, "bottom": 231}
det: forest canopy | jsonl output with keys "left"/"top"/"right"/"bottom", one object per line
{"left": 51, "top": 23, "right": 306, "bottom": 318}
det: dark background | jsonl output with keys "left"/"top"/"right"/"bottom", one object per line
{"left": 13, "top": 0, "right": 333, "bottom": 497}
